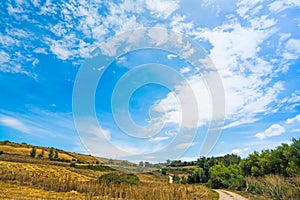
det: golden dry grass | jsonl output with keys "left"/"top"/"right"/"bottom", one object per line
{"left": 0, "top": 182, "right": 85, "bottom": 200}
{"left": 245, "top": 174, "right": 300, "bottom": 200}
{"left": 0, "top": 160, "right": 217, "bottom": 199}
{"left": 0, "top": 145, "right": 74, "bottom": 161}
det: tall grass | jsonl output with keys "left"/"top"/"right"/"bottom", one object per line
{"left": 245, "top": 174, "right": 300, "bottom": 200}
{"left": 0, "top": 161, "right": 216, "bottom": 199}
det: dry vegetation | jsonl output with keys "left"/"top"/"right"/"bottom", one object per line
{"left": 0, "top": 161, "right": 216, "bottom": 199}
{"left": 0, "top": 182, "right": 86, "bottom": 200}
{"left": 245, "top": 174, "right": 300, "bottom": 200}
{"left": 0, "top": 157, "right": 217, "bottom": 199}
{"left": 0, "top": 141, "right": 97, "bottom": 163}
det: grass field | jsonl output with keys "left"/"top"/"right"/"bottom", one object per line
{"left": 0, "top": 141, "right": 218, "bottom": 199}
{"left": 0, "top": 160, "right": 218, "bottom": 199}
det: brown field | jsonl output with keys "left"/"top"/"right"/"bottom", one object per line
{"left": 0, "top": 141, "right": 136, "bottom": 165}
{"left": 0, "top": 182, "right": 85, "bottom": 200}
{"left": 0, "top": 159, "right": 218, "bottom": 199}
{"left": 0, "top": 145, "right": 74, "bottom": 161}
{"left": 0, "top": 141, "right": 218, "bottom": 199}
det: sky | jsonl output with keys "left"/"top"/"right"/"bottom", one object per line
{"left": 0, "top": 0, "right": 299, "bottom": 163}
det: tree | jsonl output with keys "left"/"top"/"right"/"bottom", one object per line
{"left": 49, "top": 148, "right": 54, "bottom": 160}
{"left": 54, "top": 150, "right": 59, "bottom": 159}
{"left": 30, "top": 147, "right": 36, "bottom": 158}
{"left": 139, "top": 161, "right": 144, "bottom": 167}
{"left": 208, "top": 163, "right": 244, "bottom": 189}
{"left": 144, "top": 161, "right": 151, "bottom": 167}
{"left": 41, "top": 148, "right": 44, "bottom": 157}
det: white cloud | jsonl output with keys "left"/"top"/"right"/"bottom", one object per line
{"left": 175, "top": 142, "right": 197, "bottom": 149}
{"left": 255, "top": 124, "right": 285, "bottom": 139}
{"left": 286, "top": 114, "right": 300, "bottom": 124}
{"left": 153, "top": 74, "right": 212, "bottom": 128}
{"left": 0, "top": 115, "right": 30, "bottom": 133}
{"left": 179, "top": 67, "right": 191, "bottom": 74}
{"left": 282, "top": 38, "right": 300, "bottom": 60}
{"left": 50, "top": 42, "right": 73, "bottom": 60}
{"left": 167, "top": 54, "right": 177, "bottom": 59}
{"left": 33, "top": 48, "right": 48, "bottom": 54}
{"left": 249, "top": 15, "right": 277, "bottom": 29}
{"left": 268, "top": 0, "right": 300, "bottom": 13}
{"left": 237, "top": 0, "right": 264, "bottom": 18}
{"left": 232, "top": 147, "right": 250, "bottom": 155}
{"left": 83, "top": 124, "right": 111, "bottom": 140}
{"left": 148, "top": 28, "right": 168, "bottom": 46}
{"left": 149, "top": 136, "right": 170, "bottom": 142}
{"left": 170, "top": 14, "right": 194, "bottom": 33}
{"left": 191, "top": 19, "right": 284, "bottom": 127}
{"left": 145, "top": 0, "right": 179, "bottom": 19}
{"left": 0, "top": 51, "right": 10, "bottom": 64}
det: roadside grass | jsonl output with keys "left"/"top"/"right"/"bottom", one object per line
{"left": 244, "top": 174, "right": 300, "bottom": 200}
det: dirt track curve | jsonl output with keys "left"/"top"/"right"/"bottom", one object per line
{"left": 215, "top": 189, "right": 248, "bottom": 200}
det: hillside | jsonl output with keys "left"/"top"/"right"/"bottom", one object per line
{"left": 0, "top": 140, "right": 119, "bottom": 164}
{"left": 0, "top": 141, "right": 218, "bottom": 200}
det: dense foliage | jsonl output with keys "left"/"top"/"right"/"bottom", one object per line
{"left": 240, "top": 138, "right": 300, "bottom": 177}
{"left": 165, "top": 138, "right": 300, "bottom": 192}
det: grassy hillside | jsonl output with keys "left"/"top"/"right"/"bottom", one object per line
{"left": 0, "top": 141, "right": 218, "bottom": 199}
{"left": 0, "top": 140, "right": 103, "bottom": 164}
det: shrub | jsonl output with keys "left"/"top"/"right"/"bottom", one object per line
{"left": 98, "top": 172, "right": 140, "bottom": 185}
{"left": 0, "top": 151, "right": 3, "bottom": 155}
{"left": 208, "top": 163, "right": 244, "bottom": 189}
{"left": 84, "top": 164, "right": 114, "bottom": 171}
{"left": 30, "top": 147, "right": 36, "bottom": 158}
{"left": 70, "top": 162, "right": 76, "bottom": 167}
{"left": 49, "top": 148, "right": 54, "bottom": 160}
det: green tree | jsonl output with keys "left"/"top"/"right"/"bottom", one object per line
{"left": 208, "top": 163, "right": 244, "bottom": 189}
{"left": 54, "top": 150, "right": 59, "bottom": 159}
{"left": 49, "top": 148, "right": 54, "bottom": 160}
{"left": 139, "top": 161, "right": 144, "bottom": 167}
{"left": 30, "top": 147, "right": 36, "bottom": 158}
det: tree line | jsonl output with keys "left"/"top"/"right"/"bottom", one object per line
{"left": 166, "top": 138, "right": 300, "bottom": 189}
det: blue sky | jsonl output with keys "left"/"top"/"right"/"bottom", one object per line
{"left": 0, "top": 0, "right": 299, "bottom": 162}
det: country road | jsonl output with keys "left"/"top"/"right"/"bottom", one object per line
{"left": 215, "top": 189, "right": 248, "bottom": 200}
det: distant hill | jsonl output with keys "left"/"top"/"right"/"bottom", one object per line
{"left": 0, "top": 140, "right": 134, "bottom": 166}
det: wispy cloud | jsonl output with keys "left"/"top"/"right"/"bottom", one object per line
{"left": 149, "top": 136, "right": 170, "bottom": 142}
{"left": 286, "top": 114, "right": 300, "bottom": 124}
{"left": 145, "top": 0, "right": 180, "bottom": 19}
{"left": 0, "top": 115, "right": 30, "bottom": 133}
{"left": 255, "top": 124, "right": 285, "bottom": 139}
{"left": 231, "top": 147, "right": 250, "bottom": 155}
{"left": 175, "top": 142, "right": 197, "bottom": 149}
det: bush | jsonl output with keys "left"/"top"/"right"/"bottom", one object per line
{"left": 98, "top": 173, "right": 140, "bottom": 185}
{"left": 70, "top": 162, "right": 76, "bottom": 167}
{"left": 0, "top": 150, "right": 3, "bottom": 155}
{"left": 30, "top": 147, "right": 36, "bottom": 158}
{"left": 84, "top": 164, "right": 114, "bottom": 171}
{"left": 208, "top": 163, "right": 244, "bottom": 189}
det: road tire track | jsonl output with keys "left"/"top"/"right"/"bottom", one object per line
{"left": 216, "top": 189, "right": 248, "bottom": 200}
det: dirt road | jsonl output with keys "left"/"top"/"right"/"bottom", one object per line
{"left": 216, "top": 189, "right": 248, "bottom": 200}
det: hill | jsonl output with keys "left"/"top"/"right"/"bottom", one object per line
{"left": 0, "top": 140, "right": 136, "bottom": 165}
{"left": 0, "top": 141, "right": 218, "bottom": 199}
